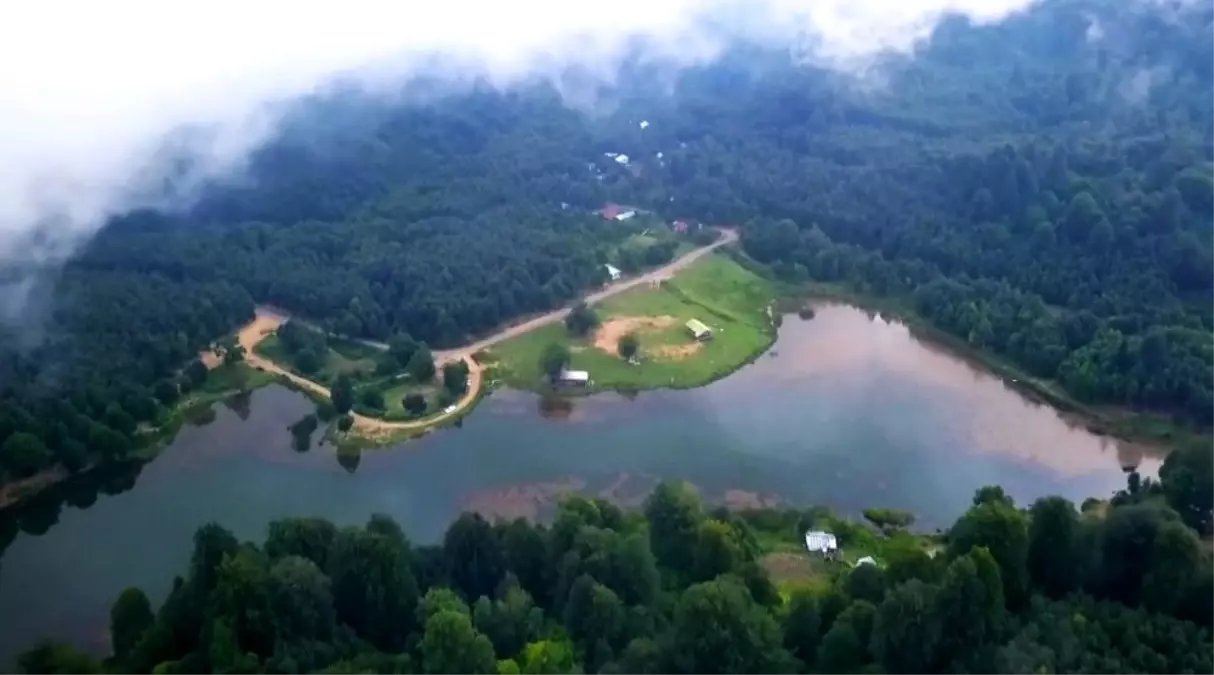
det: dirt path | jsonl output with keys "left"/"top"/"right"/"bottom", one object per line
{"left": 235, "top": 309, "right": 484, "bottom": 436}
{"left": 232, "top": 228, "right": 736, "bottom": 437}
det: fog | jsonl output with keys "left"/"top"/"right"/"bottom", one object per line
{"left": 0, "top": 0, "right": 1040, "bottom": 276}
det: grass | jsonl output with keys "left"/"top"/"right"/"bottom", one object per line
{"left": 379, "top": 379, "right": 442, "bottom": 418}
{"left": 255, "top": 334, "right": 377, "bottom": 385}
{"left": 487, "top": 253, "right": 778, "bottom": 392}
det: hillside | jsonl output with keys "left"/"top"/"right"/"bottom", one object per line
{"left": 0, "top": 0, "right": 1210, "bottom": 488}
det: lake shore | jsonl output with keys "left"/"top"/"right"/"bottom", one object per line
{"left": 787, "top": 283, "right": 1202, "bottom": 451}
{"left": 485, "top": 253, "right": 780, "bottom": 394}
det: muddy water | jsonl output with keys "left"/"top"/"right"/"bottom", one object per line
{"left": 0, "top": 304, "right": 1158, "bottom": 661}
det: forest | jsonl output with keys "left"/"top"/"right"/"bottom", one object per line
{"left": 16, "top": 442, "right": 1212, "bottom": 674}
{"left": 0, "top": 0, "right": 1211, "bottom": 488}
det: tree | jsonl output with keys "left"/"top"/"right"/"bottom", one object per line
{"left": 0, "top": 432, "right": 53, "bottom": 478}
{"left": 358, "top": 388, "right": 385, "bottom": 410}
{"left": 845, "top": 563, "right": 887, "bottom": 604}
{"left": 667, "top": 577, "right": 792, "bottom": 674}
{"left": 562, "top": 575, "right": 625, "bottom": 652}
{"left": 330, "top": 374, "right": 354, "bottom": 414}
{"left": 442, "top": 360, "right": 470, "bottom": 396}
{"left": 862, "top": 508, "right": 915, "bottom": 533}
{"left": 420, "top": 610, "right": 497, "bottom": 674}
{"left": 617, "top": 333, "right": 639, "bottom": 360}
{"left": 17, "top": 641, "right": 103, "bottom": 674}
{"left": 948, "top": 500, "right": 1030, "bottom": 606}
{"left": 539, "top": 343, "right": 571, "bottom": 382}
{"left": 185, "top": 359, "right": 210, "bottom": 386}
{"left": 1026, "top": 496, "right": 1083, "bottom": 597}
{"left": 387, "top": 334, "right": 420, "bottom": 367}
{"left": 408, "top": 347, "right": 437, "bottom": 382}
{"left": 1159, "top": 442, "right": 1213, "bottom": 535}
{"left": 783, "top": 590, "right": 821, "bottom": 668}
{"left": 327, "top": 526, "right": 419, "bottom": 650}
{"left": 565, "top": 302, "right": 598, "bottom": 337}
{"left": 518, "top": 639, "right": 579, "bottom": 675}
{"left": 444, "top": 513, "right": 506, "bottom": 601}
{"left": 473, "top": 582, "right": 543, "bottom": 659}
{"left": 816, "top": 601, "right": 877, "bottom": 674}
{"left": 265, "top": 517, "right": 337, "bottom": 569}
{"left": 336, "top": 414, "right": 353, "bottom": 432}
{"left": 691, "top": 519, "right": 744, "bottom": 582}
{"left": 871, "top": 579, "right": 941, "bottom": 674}
{"left": 934, "top": 551, "right": 1005, "bottom": 669}
{"left": 153, "top": 379, "right": 180, "bottom": 405}
{"left": 403, "top": 393, "right": 427, "bottom": 416}
{"left": 110, "top": 587, "right": 154, "bottom": 662}
{"left": 643, "top": 481, "right": 703, "bottom": 576}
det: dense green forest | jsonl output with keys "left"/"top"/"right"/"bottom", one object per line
{"left": 17, "top": 443, "right": 1212, "bottom": 673}
{"left": 0, "top": 0, "right": 1210, "bottom": 489}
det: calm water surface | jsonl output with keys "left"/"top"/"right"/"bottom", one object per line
{"left": 0, "top": 304, "right": 1158, "bottom": 661}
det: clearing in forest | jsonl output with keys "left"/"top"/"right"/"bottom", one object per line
{"left": 487, "top": 252, "right": 778, "bottom": 391}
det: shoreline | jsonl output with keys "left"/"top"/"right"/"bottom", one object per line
{"left": 793, "top": 285, "right": 1202, "bottom": 452}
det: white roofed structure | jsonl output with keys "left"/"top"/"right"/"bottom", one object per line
{"left": 804, "top": 530, "right": 838, "bottom": 554}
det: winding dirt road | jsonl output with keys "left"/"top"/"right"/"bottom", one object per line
{"left": 233, "top": 228, "right": 737, "bottom": 437}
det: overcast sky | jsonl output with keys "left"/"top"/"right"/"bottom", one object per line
{"left": 0, "top": 0, "right": 1042, "bottom": 270}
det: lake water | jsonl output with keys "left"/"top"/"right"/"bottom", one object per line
{"left": 0, "top": 304, "right": 1159, "bottom": 662}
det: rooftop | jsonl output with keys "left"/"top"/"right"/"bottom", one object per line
{"left": 686, "top": 318, "right": 711, "bottom": 333}
{"left": 559, "top": 369, "right": 590, "bottom": 382}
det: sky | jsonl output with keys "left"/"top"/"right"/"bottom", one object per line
{"left": 0, "top": 0, "right": 1043, "bottom": 274}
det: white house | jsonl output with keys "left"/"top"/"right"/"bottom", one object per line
{"left": 605, "top": 264, "right": 622, "bottom": 281}
{"left": 614, "top": 210, "right": 637, "bottom": 222}
{"left": 613, "top": 153, "right": 630, "bottom": 165}
{"left": 804, "top": 530, "right": 838, "bottom": 554}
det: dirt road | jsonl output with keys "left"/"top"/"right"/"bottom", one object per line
{"left": 234, "top": 310, "right": 484, "bottom": 436}
{"left": 231, "top": 228, "right": 736, "bottom": 437}
{"left": 431, "top": 228, "right": 738, "bottom": 363}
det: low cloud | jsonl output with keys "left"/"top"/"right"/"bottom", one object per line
{"left": 0, "top": 0, "right": 1040, "bottom": 282}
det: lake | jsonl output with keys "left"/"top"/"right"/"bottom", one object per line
{"left": 0, "top": 303, "right": 1159, "bottom": 662}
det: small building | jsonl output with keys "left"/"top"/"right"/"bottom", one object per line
{"left": 686, "top": 318, "right": 713, "bottom": 341}
{"left": 614, "top": 210, "right": 637, "bottom": 222}
{"left": 605, "top": 264, "right": 622, "bottom": 281}
{"left": 613, "top": 153, "right": 630, "bottom": 165}
{"left": 599, "top": 203, "right": 622, "bottom": 220}
{"left": 854, "top": 556, "right": 877, "bottom": 568}
{"left": 557, "top": 369, "right": 590, "bottom": 387}
{"left": 672, "top": 220, "right": 689, "bottom": 234}
{"left": 804, "top": 530, "right": 838, "bottom": 555}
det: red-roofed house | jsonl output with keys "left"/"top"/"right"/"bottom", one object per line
{"left": 672, "top": 220, "right": 689, "bottom": 233}
{"left": 600, "top": 203, "right": 622, "bottom": 220}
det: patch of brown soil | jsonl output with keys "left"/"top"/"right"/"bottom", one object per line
{"left": 200, "top": 349, "right": 224, "bottom": 370}
{"left": 593, "top": 315, "right": 676, "bottom": 355}
{"left": 462, "top": 477, "right": 588, "bottom": 521}
{"left": 760, "top": 552, "right": 819, "bottom": 585}
{"left": 652, "top": 343, "right": 702, "bottom": 360}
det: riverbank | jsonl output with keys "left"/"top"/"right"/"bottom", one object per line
{"left": 486, "top": 252, "right": 778, "bottom": 393}
{"left": 781, "top": 281, "right": 1203, "bottom": 450}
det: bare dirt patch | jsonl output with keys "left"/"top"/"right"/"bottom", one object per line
{"left": 723, "top": 489, "right": 783, "bottom": 511}
{"left": 593, "top": 315, "right": 676, "bottom": 355}
{"left": 652, "top": 343, "right": 702, "bottom": 360}
{"left": 200, "top": 349, "right": 224, "bottom": 370}
{"left": 761, "top": 552, "right": 820, "bottom": 585}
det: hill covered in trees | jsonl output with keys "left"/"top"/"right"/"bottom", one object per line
{"left": 18, "top": 443, "right": 1213, "bottom": 673}
{"left": 1, "top": 0, "right": 1210, "bottom": 490}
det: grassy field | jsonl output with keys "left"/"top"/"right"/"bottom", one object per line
{"left": 487, "top": 253, "right": 778, "bottom": 391}
{"left": 379, "top": 379, "right": 442, "bottom": 418}
{"left": 255, "top": 334, "right": 377, "bottom": 385}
